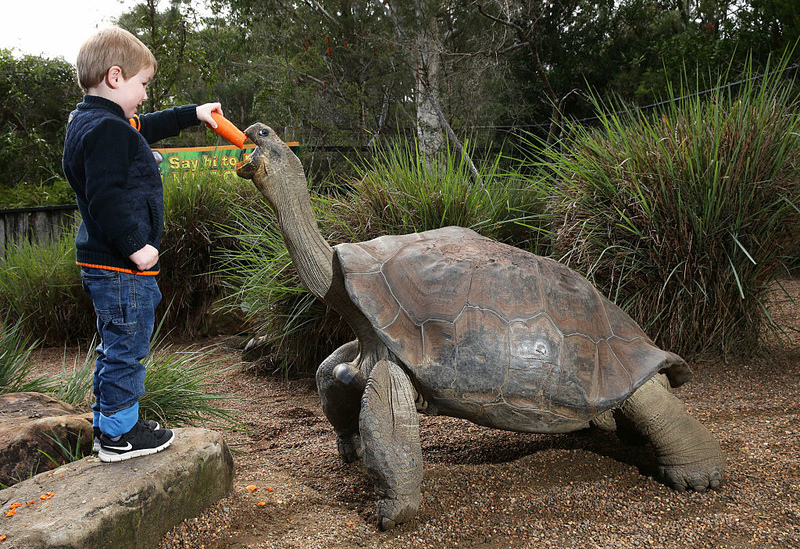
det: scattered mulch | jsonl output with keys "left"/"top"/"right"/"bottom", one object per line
{"left": 151, "top": 342, "right": 799, "bottom": 549}
{"left": 26, "top": 281, "right": 800, "bottom": 548}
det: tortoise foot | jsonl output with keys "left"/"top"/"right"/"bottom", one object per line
{"left": 337, "top": 433, "right": 363, "bottom": 463}
{"left": 658, "top": 456, "right": 725, "bottom": 492}
{"left": 376, "top": 494, "right": 419, "bottom": 531}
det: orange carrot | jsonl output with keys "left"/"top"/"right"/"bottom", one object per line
{"left": 208, "top": 112, "right": 247, "bottom": 149}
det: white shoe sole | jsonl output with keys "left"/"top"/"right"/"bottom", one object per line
{"left": 93, "top": 422, "right": 161, "bottom": 455}
{"left": 98, "top": 431, "right": 175, "bottom": 463}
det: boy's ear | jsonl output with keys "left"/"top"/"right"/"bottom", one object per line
{"left": 105, "top": 66, "right": 123, "bottom": 89}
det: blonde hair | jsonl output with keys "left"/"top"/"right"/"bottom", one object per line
{"left": 76, "top": 27, "right": 157, "bottom": 92}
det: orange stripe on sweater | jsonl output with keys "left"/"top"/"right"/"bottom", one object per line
{"left": 77, "top": 262, "right": 159, "bottom": 276}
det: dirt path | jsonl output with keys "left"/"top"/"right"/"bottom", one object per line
{"left": 27, "top": 283, "right": 800, "bottom": 549}
{"left": 147, "top": 337, "right": 799, "bottom": 549}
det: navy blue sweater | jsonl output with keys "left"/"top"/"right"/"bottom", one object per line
{"left": 62, "top": 95, "right": 199, "bottom": 274}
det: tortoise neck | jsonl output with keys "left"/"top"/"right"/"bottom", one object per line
{"left": 271, "top": 171, "right": 336, "bottom": 302}
{"left": 271, "top": 166, "right": 377, "bottom": 343}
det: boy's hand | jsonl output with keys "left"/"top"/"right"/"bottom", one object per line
{"left": 130, "top": 244, "right": 159, "bottom": 271}
{"left": 197, "top": 102, "right": 223, "bottom": 128}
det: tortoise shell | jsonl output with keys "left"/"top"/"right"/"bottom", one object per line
{"left": 335, "top": 226, "right": 691, "bottom": 433}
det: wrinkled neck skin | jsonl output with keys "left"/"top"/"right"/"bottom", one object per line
{"left": 258, "top": 157, "right": 386, "bottom": 371}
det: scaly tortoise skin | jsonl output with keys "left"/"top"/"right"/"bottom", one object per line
{"left": 236, "top": 123, "right": 725, "bottom": 531}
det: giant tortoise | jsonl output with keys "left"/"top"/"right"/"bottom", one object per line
{"left": 236, "top": 123, "right": 725, "bottom": 530}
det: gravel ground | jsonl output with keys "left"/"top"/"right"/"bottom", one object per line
{"left": 153, "top": 278, "right": 800, "bottom": 549}
{"left": 154, "top": 346, "right": 799, "bottom": 549}
{"left": 36, "top": 283, "right": 800, "bottom": 549}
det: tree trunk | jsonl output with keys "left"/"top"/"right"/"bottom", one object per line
{"left": 415, "top": 25, "right": 444, "bottom": 157}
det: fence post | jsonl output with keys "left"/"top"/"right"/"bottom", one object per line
{"left": 0, "top": 205, "right": 79, "bottom": 259}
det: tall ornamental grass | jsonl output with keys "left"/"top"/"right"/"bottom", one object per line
{"left": 0, "top": 229, "right": 94, "bottom": 343}
{"left": 542, "top": 60, "right": 800, "bottom": 359}
{"left": 327, "top": 139, "right": 549, "bottom": 251}
{"left": 223, "top": 140, "right": 550, "bottom": 376}
{"left": 40, "top": 331, "right": 238, "bottom": 430}
{"left": 0, "top": 322, "right": 53, "bottom": 394}
{"left": 160, "top": 170, "right": 260, "bottom": 336}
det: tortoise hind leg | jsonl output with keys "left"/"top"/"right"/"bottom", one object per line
{"left": 316, "top": 340, "right": 363, "bottom": 462}
{"left": 591, "top": 408, "right": 649, "bottom": 446}
{"left": 618, "top": 373, "right": 725, "bottom": 491}
{"left": 360, "top": 359, "right": 423, "bottom": 530}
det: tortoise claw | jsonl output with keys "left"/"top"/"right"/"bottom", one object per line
{"left": 377, "top": 494, "right": 419, "bottom": 531}
{"left": 659, "top": 461, "right": 724, "bottom": 492}
{"left": 336, "top": 433, "right": 363, "bottom": 463}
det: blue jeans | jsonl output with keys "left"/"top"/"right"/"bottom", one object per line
{"left": 81, "top": 268, "right": 161, "bottom": 437}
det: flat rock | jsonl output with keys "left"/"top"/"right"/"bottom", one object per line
{"left": 0, "top": 393, "right": 92, "bottom": 487}
{"left": 0, "top": 427, "right": 234, "bottom": 549}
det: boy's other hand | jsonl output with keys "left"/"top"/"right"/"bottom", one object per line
{"left": 129, "top": 244, "right": 159, "bottom": 271}
{"left": 197, "top": 102, "right": 223, "bottom": 128}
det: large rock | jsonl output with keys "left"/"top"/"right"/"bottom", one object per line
{"left": 0, "top": 393, "right": 92, "bottom": 487}
{"left": 0, "top": 428, "right": 234, "bottom": 549}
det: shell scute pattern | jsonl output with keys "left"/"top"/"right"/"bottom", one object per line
{"left": 335, "top": 226, "right": 689, "bottom": 432}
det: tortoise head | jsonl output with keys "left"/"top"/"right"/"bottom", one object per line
{"left": 236, "top": 123, "right": 304, "bottom": 205}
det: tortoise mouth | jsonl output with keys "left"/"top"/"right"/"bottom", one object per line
{"left": 235, "top": 156, "right": 257, "bottom": 180}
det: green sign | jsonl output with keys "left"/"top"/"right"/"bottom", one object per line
{"left": 152, "top": 145, "right": 255, "bottom": 176}
{"left": 153, "top": 142, "right": 298, "bottom": 176}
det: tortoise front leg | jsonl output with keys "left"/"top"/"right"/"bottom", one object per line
{"left": 316, "top": 340, "right": 363, "bottom": 462}
{"left": 360, "top": 359, "right": 423, "bottom": 530}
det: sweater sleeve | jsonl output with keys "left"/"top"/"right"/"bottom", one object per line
{"left": 82, "top": 119, "right": 148, "bottom": 257}
{"left": 137, "top": 104, "right": 199, "bottom": 144}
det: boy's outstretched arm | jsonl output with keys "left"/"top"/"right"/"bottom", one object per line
{"left": 196, "top": 102, "right": 223, "bottom": 128}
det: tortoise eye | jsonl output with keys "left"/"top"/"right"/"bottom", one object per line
{"left": 258, "top": 128, "right": 270, "bottom": 137}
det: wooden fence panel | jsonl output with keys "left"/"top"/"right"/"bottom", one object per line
{"left": 0, "top": 205, "right": 79, "bottom": 259}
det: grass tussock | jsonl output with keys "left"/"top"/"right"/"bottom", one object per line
{"left": 0, "top": 322, "right": 53, "bottom": 394}
{"left": 327, "top": 139, "right": 548, "bottom": 251}
{"left": 159, "top": 170, "right": 260, "bottom": 336}
{"left": 542, "top": 59, "right": 800, "bottom": 359}
{"left": 0, "top": 229, "right": 93, "bottom": 343}
{"left": 48, "top": 331, "right": 238, "bottom": 430}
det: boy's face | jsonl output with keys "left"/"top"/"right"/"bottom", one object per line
{"left": 111, "top": 65, "right": 155, "bottom": 119}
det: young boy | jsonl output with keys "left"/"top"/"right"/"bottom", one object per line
{"left": 62, "top": 26, "right": 223, "bottom": 463}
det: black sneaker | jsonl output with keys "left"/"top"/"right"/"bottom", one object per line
{"left": 98, "top": 419, "right": 174, "bottom": 463}
{"left": 93, "top": 420, "right": 160, "bottom": 454}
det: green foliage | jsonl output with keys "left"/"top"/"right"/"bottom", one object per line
{"left": 40, "top": 433, "right": 88, "bottom": 466}
{"left": 328, "top": 139, "right": 549, "bottom": 250}
{"left": 0, "top": 171, "right": 252, "bottom": 343}
{"left": 0, "top": 322, "right": 53, "bottom": 394}
{"left": 0, "top": 49, "right": 81, "bottom": 186}
{"left": 159, "top": 170, "right": 259, "bottom": 335}
{"left": 52, "top": 342, "right": 95, "bottom": 409}
{"left": 138, "top": 340, "right": 240, "bottom": 428}
{"left": 0, "top": 180, "right": 75, "bottom": 209}
{"left": 0, "top": 229, "right": 94, "bottom": 344}
{"left": 540, "top": 59, "right": 800, "bottom": 359}
{"left": 222, "top": 140, "right": 549, "bottom": 376}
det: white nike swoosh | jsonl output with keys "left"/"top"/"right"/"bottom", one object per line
{"left": 105, "top": 442, "right": 133, "bottom": 451}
